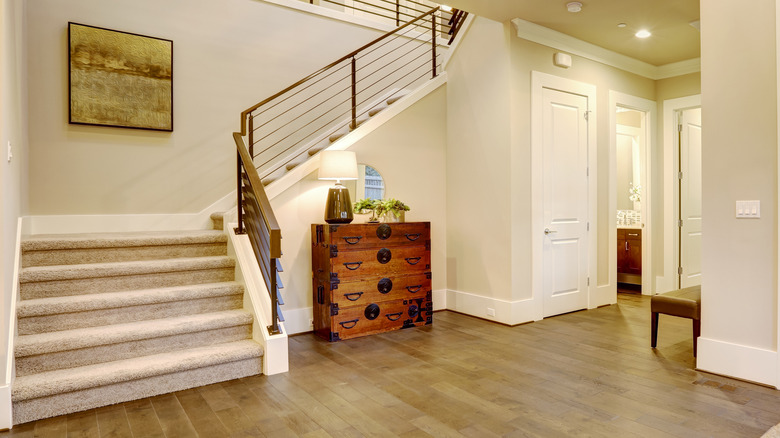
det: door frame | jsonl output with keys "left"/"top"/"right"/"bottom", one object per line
{"left": 609, "top": 91, "right": 656, "bottom": 297}
{"left": 531, "top": 71, "right": 597, "bottom": 321}
{"left": 660, "top": 94, "right": 701, "bottom": 294}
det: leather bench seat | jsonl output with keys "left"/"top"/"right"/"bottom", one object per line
{"left": 650, "top": 285, "right": 701, "bottom": 356}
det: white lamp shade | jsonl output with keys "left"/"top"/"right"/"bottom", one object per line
{"left": 318, "top": 150, "right": 358, "bottom": 181}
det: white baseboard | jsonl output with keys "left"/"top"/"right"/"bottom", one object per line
{"left": 432, "top": 289, "right": 446, "bottom": 311}
{"left": 0, "top": 384, "right": 10, "bottom": 430}
{"left": 445, "top": 289, "right": 536, "bottom": 326}
{"left": 592, "top": 284, "right": 617, "bottom": 308}
{"left": 697, "top": 337, "right": 777, "bottom": 387}
{"left": 283, "top": 307, "right": 314, "bottom": 335}
{"left": 24, "top": 191, "right": 236, "bottom": 235}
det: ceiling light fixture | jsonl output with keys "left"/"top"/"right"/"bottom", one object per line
{"left": 440, "top": 4, "right": 453, "bottom": 12}
{"left": 635, "top": 29, "right": 651, "bottom": 38}
{"left": 566, "top": 2, "right": 582, "bottom": 13}
{"left": 617, "top": 23, "right": 627, "bottom": 28}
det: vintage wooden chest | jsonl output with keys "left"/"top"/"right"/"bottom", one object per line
{"left": 311, "top": 222, "right": 432, "bottom": 341}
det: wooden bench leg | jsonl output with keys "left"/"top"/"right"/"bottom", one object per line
{"left": 651, "top": 312, "right": 659, "bottom": 348}
{"left": 693, "top": 318, "right": 700, "bottom": 357}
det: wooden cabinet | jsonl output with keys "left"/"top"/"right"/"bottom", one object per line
{"left": 311, "top": 222, "right": 432, "bottom": 341}
{"left": 617, "top": 228, "right": 641, "bottom": 284}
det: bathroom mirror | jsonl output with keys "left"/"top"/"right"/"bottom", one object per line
{"left": 346, "top": 164, "right": 385, "bottom": 202}
{"left": 616, "top": 109, "right": 643, "bottom": 213}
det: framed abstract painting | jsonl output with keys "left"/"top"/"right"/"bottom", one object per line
{"left": 68, "top": 22, "right": 173, "bottom": 131}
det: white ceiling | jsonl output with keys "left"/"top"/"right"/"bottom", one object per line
{"left": 443, "top": 0, "right": 700, "bottom": 66}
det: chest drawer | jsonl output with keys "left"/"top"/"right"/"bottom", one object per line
{"left": 316, "top": 223, "right": 430, "bottom": 251}
{"left": 317, "top": 272, "right": 432, "bottom": 309}
{"left": 329, "top": 246, "right": 431, "bottom": 279}
{"left": 325, "top": 296, "right": 432, "bottom": 341}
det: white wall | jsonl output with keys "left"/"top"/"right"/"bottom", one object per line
{"left": 269, "top": 85, "right": 447, "bottom": 332}
{"left": 697, "top": 0, "right": 779, "bottom": 385}
{"left": 1, "top": 0, "right": 27, "bottom": 383}
{"left": 25, "top": 0, "right": 389, "bottom": 216}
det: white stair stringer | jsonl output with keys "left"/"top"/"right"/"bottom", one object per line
{"left": 264, "top": 73, "right": 447, "bottom": 201}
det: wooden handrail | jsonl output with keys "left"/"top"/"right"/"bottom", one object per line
{"left": 233, "top": 132, "right": 282, "bottom": 258}
{"left": 239, "top": 5, "right": 440, "bottom": 136}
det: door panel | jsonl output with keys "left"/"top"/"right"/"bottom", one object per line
{"left": 680, "top": 108, "right": 702, "bottom": 288}
{"left": 542, "top": 88, "right": 589, "bottom": 317}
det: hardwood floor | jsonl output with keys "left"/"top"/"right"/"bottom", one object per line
{"left": 4, "top": 293, "right": 780, "bottom": 437}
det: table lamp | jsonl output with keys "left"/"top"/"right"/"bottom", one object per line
{"left": 318, "top": 150, "right": 358, "bottom": 224}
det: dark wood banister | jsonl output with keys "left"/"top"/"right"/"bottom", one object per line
{"left": 239, "top": 5, "right": 440, "bottom": 136}
{"left": 233, "top": 132, "right": 282, "bottom": 258}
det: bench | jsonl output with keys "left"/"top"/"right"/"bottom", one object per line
{"left": 651, "top": 285, "right": 701, "bottom": 356}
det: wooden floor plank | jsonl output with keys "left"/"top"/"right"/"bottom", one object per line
{"left": 5, "top": 294, "right": 780, "bottom": 437}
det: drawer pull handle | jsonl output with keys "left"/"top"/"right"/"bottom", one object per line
{"left": 405, "top": 257, "right": 422, "bottom": 265}
{"left": 344, "top": 292, "right": 364, "bottom": 301}
{"left": 386, "top": 312, "right": 404, "bottom": 321}
{"left": 339, "top": 319, "right": 359, "bottom": 329}
{"left": 405, "top": 233, "right": 421, "bottom": 241}
{"left": 344, "top": 261, "right": 363, "bottom": 270}
{"left": 628, "top": 233, "right": 639, "bottom": 237}
{"left": 343, "top": 236, "right": 363, "bottom": 245}
{"left": 406, "top": 285, "right": 422, "bottom": 293}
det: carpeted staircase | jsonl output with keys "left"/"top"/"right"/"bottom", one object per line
{"left": 11, "top": 217, "right": 263, "bottom": 425}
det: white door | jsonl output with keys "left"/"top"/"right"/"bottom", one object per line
{"left": 679, "top": 108, "right": 702, "bottom": 288}
{"left": 542, "top": 88, "right": 589, "bottom": 317}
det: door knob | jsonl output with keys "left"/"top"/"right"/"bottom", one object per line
{"left": 544, "top": 228, "right": 557, "bottom": 235}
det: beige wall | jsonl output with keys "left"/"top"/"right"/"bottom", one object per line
{"left": 1, "top": 0, "right": 27, "bottom": 375}
{"left": 446, "top": 17, "right": 514, "bottom": 302}
{"left": 25, "top": 0, "right": 388, "bottom": 216}
{"left": 700, "top": 0, "right": 777, "bottom": 351}
{"left": 270, "top": 86, "right": 447, "bottom": 313}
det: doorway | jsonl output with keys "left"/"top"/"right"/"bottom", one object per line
{"left": 677, "top": 107, "right": 702, "bottom": 289}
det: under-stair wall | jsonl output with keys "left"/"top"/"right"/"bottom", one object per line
{"left": 265, "top": 83, "right": 448, "bottom": 334}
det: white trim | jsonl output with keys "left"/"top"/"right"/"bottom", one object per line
{"left": 0, "top": 218, "right": 22, "bottom": 430}
{"left": 660, "top": 95, "right": 701, "bottom": 294}
{"left": 510, "top": 18, "right": 700, "bottom": 81}
{"left": 441, "top": 14, "right": 474, "bottom": 69}
{"left": 531, "top": 71, "right": 598, "bottom": 319}
{"left": 24, "top": 191, "right": 236, "bottom": 235}
{"left": 227, "top": 224, "right": 288, "bottom": 375}
{"left": 265, "top": 73, "right": 447, "bottom": 200}
{"left": 445, "top": 289, "right": 536, "bottom": 326}
{"left": 698, "top": 337, "right": 777, "bottom": 387}
{"left": 609, "top": 91, "right": 657, "bottom": 296}
{"left": 432, "top": 288, "right": 446, "bottom": 311}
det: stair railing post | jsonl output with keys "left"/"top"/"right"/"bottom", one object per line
{"left": 248, "top": 115, "right": 254, "bottom": 158}
{"left": 236, "top": 151, "right": 244, "bottom": 235}
{"left": 350, "top": 57, "right": 357, "bottom": 130}
{"left": 268, "top": 258, "right": 281, "bottom": 335}
{"left": 431, "top": 12, "right": 437, "bottom": 78}
{"left": 395, "top": 0, "right": 400, "bottom": 26}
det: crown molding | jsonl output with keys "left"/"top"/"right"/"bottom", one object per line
{"left": 510, "top": 18, "right": 700, "bottom": 80}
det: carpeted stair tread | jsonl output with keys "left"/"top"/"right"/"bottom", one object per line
{"left": 12, "top": 340, "right": 263, "bottom": 401}
{"left": 21, "top": 230, "right": 227, "bottom": 251}
{"left": 17, "top": 282, "right": 243, "bottom": 317}
{"left": 20, "top": 256, "right": 234, "bottom": 283}
{"left": 15, "top": 310, "right": 252, "bottom": 357}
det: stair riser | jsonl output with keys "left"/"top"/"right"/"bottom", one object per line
{"left": 12, "top": 357, "right": 262, "bottom": 425}
{"left": 18, "top": 295, "right": 243, "bottom": 335}
{"left": 20, "top": 267, "right": 235, "bottom": 300}
{"left": 22, "top": 243, "right": 227, "bottom": 268}
{"left": 16, "top": 325, "right": 252, "bottom": 376}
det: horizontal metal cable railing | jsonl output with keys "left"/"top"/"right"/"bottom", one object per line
{"left": 239, "top": 7, "right": 446, "bottom": 183}
{"left": 307, "top": 0, "right": 448, "bottom": 29}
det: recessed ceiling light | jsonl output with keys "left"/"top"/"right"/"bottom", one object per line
{"left": 617, "top": 23, "right": 627, "bottom": 28}
{"left": 635, "top": 29, "right": 651, "bottom": 38}
{"left": 440, "top": 5, "right": 453, "bottom": 12}
{"left": 566, "top": 2, "right": 583, "bottom": 13}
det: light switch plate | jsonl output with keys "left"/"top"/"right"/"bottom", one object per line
{"left": 736, "top": 200, "right": 760, "bottom": 218}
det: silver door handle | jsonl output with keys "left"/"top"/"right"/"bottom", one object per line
{"left": 544, "top": 228, "right": 557, "bottom": 235}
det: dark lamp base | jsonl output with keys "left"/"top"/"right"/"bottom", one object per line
{"left": 324, "top": 186, "right": 354, "bottom": 224}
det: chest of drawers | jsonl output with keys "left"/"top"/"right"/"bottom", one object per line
{"left": 311, "top": 222, "right": 432, "bottom": 341}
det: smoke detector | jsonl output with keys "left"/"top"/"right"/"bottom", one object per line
{"left": 566, "top": 2, "right": 583, "bottom": 13}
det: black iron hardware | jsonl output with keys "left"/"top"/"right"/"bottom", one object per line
{"left": 344, "top": 292, "right": 364, "bottom": 301}
{"left": 405, "top": 233, "right": 421, "bottom": 241}
{"left": 339, "top": 319, "right": 359, "bottom": 329}
{"left": 343, "top": 236, "right": 363, "bottom": 245}
{"left": 386, "top": 312, "right": 404, "bottom": 321}
{"left": 406, "top": 285, "right": 422, "bottom": 293}
{"left": 376, "top": 224, "right": 392, "bottom": 240}
{"left": 344, "top": 261, "right": 363, "bottom": 270}
{"left": 405, "top": 257, "right": 422, "bottom": 265}
{"left": 365, "top": 303, "right": 381, "bottom": 320}
{"left": 378, "top": 277, "right": 393, "bottom": 293}
{"left": 377, "top": 248, "right": 392, "bottom": 264}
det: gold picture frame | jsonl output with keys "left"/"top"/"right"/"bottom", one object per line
{"left": 68, "top": 22, "right": 173, "bottom": 131}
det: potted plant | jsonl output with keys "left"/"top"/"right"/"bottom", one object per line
{"left": 377, "top": 198, "right": 410, "bottom": 223}
{"left": 353, "top": 198, "right": 380, "bottom": 222}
